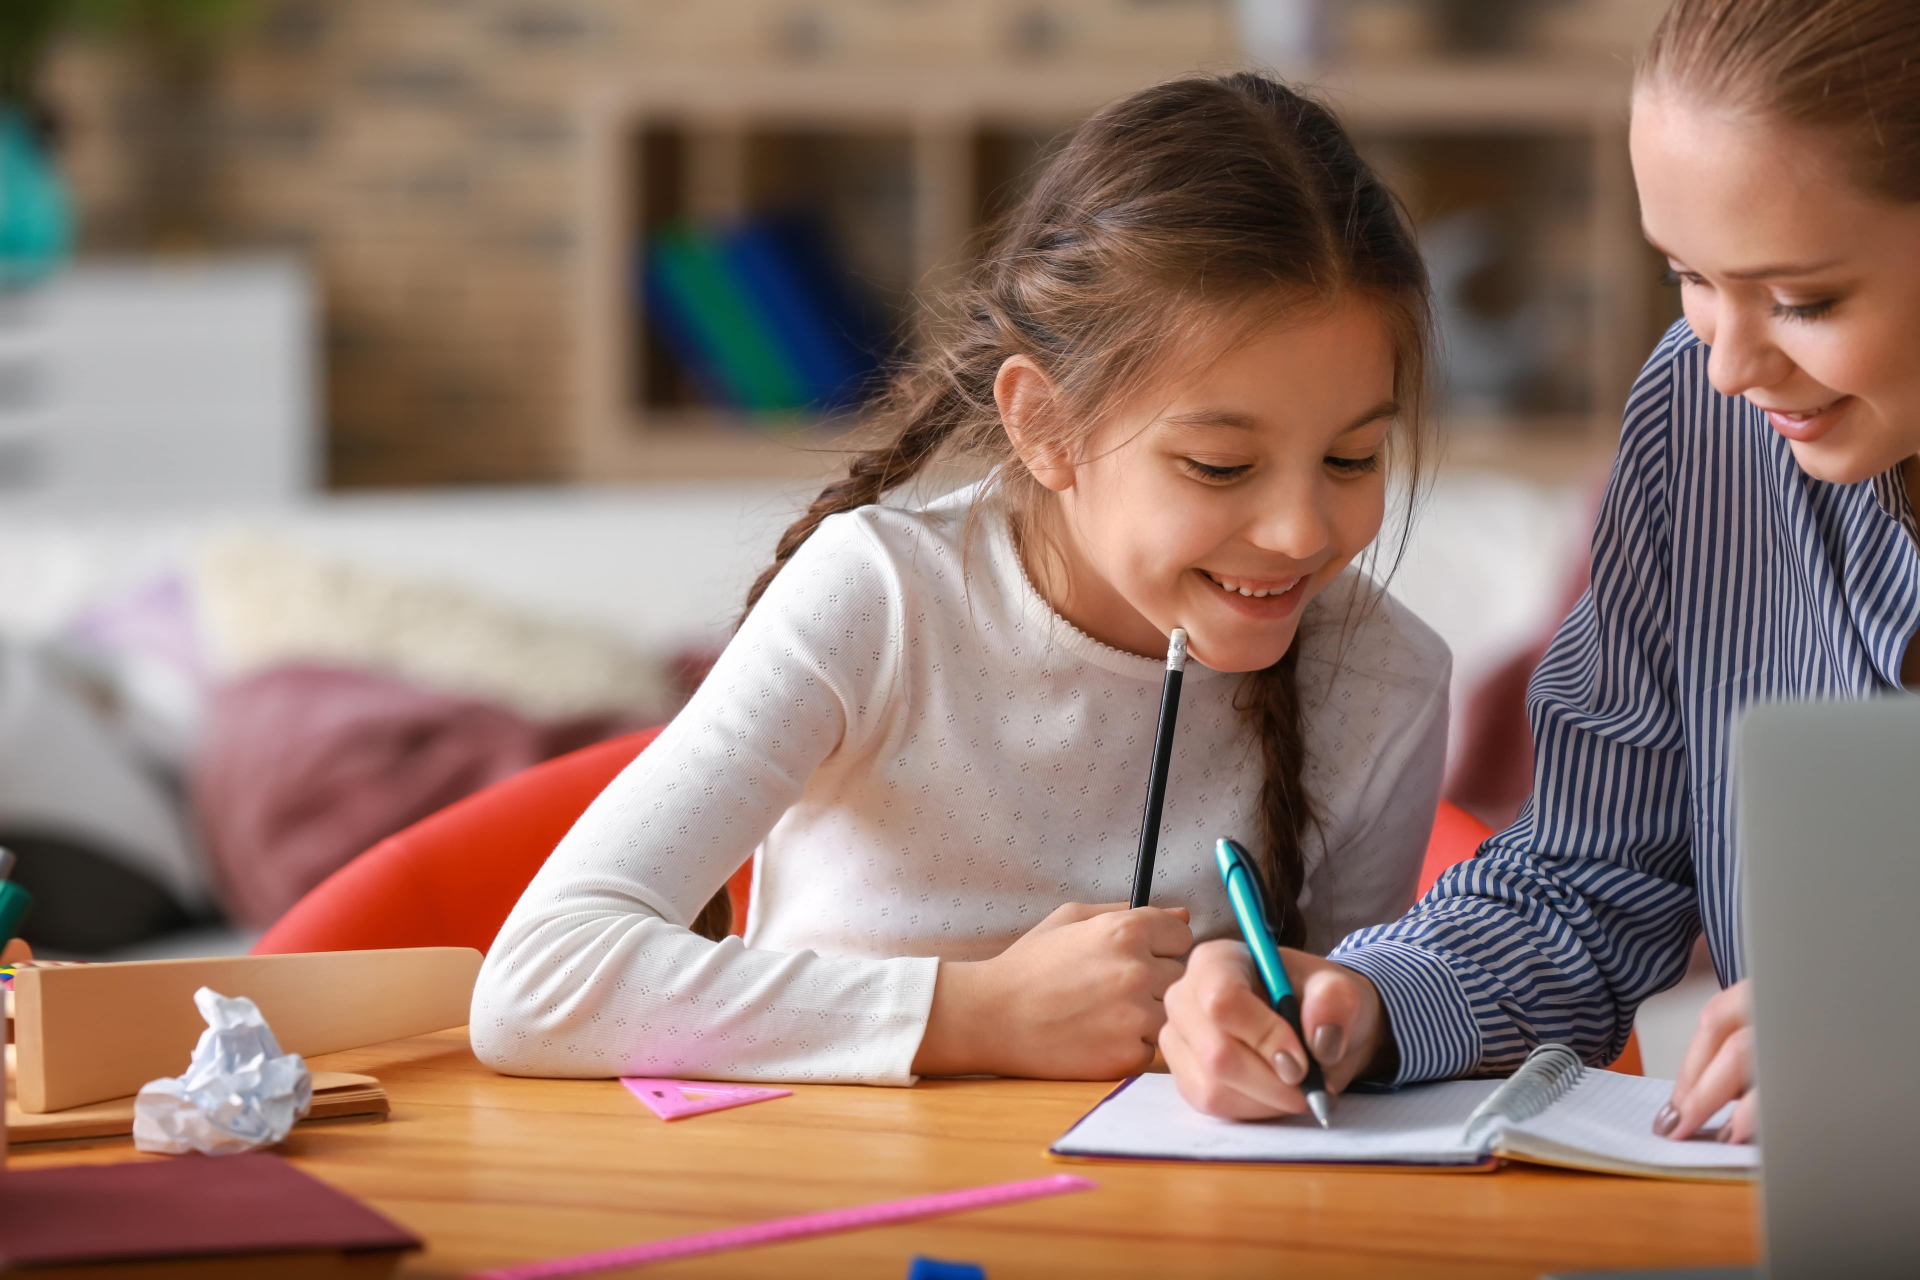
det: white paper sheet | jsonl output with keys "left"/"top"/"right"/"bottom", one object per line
{"left": 1051, "top": 1073, "right": 1501, "bottom": 1166}
{"left": 1051, "top": 1069, "right": 1759, "bottom": 1178}
{"left": 1502, "top": 1071, "right": 1757, "bottom": 1172}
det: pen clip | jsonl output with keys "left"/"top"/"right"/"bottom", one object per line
{"left": 1215, "top": 838, "right": 1293, "bottom": 1006}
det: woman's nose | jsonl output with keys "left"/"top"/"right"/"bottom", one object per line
{"left": 1705, "top": 305, "right": 1794, "bottom": 402}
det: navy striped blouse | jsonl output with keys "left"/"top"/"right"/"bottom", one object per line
{"left": 1331, "top": 321, "right": 1920, "bottom": 1084}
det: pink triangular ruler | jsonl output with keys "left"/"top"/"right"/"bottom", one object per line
{"left": 621, "top": 1077, "right": 792, "bottom": 1121}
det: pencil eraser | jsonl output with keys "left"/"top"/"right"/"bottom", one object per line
{"left": 906, "top": 1256, "right": 987, "bottom": 1280}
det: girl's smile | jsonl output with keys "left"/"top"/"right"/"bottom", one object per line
{"left": 1197, "top": 569, "right": 1312, "bottom": 619}
{"left": 1201, "top": 569, "right": 1307, "bottom": 599}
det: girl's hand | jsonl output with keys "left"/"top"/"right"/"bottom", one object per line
{"left": 913, "top": 902, "right": 1192, "bottom": 1079}
{"left": 1159, "top": 939, "right": 1390, "bottom": 1119}
{"left": 1656, "top": 979, "right": 1757, "bottom": 1143}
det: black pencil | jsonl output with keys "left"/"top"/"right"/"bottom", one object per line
{"left": 1130, "top": 627, "right": 1188, "bottom": 909}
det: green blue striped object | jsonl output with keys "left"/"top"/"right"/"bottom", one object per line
{"left": 645, "top": 222, "right": 808, "bottom": 415}
{"left": 641, "top": 216, "right": 888, "bottom": 424}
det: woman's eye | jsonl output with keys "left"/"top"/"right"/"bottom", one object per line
{"left": 1770, "top": 297, "right": 1838, "bottom": 323}
{"left": 1181, "top": 459, "right": 1251, "bottom": 483}
{"left": 1326, "top": 454, "right": 1381, "bottom": 476}
{"left": 1660, "top": 266, "right": 1706, "bottom": 289}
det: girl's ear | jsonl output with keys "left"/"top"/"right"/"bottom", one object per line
{"left": 995, "top": 355, "right": 1075, "bottom": 493}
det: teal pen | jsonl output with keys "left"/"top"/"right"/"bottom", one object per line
{"left": 1214, "top": 837, "right": 1333, "bottom": 1127}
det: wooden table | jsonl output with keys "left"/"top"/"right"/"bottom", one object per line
{"left": 9, "top": 1029, "right": 1760, "bottom": 1278}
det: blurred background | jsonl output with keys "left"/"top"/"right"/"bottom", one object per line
{"left": 0, "top": 0, "right": 1710, "bottom": 1066}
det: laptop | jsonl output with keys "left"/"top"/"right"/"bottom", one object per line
{"left": 1553, "top": 696, "right": 1920, "bottom": 1280}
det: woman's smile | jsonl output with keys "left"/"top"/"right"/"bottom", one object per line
{"left": 1753, "top": 396, "right": 1852, "bottom": 444}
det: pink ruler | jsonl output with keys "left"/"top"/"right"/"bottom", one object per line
{"left": 469, "top": 1173, "right": 1096, "bottom": 1280}
{"left": 621, "top": 1077, "right": 792, "bottom": 1120}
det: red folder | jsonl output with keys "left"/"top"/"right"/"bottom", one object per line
{"left": 0, "top": 1152, "right": 420, "bottom": 1277}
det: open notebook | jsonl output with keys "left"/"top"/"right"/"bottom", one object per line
{"left": 1052, "top": 1044, "right": 1756, "bottom": 1182}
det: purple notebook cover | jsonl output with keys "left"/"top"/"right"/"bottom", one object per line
{"left": 0, "top": 1152, "right": 421, "bottom": 1266}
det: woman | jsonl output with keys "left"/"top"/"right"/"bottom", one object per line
{"left": 1160, "top": 0, "right": 1920, "bottom": 1146}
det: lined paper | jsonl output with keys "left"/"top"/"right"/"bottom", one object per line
{"left": 1051, "top": 1069, "right": 1758, "bottom": 1180}
{"left": 1051, "top": 1073, "right": 1499, "bottom": 1165}
{"left": 1502, "top": 1071, "right": 1757, "bottom": 1172}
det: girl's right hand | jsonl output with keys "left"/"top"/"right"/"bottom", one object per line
{"left": 1160, "top": 938, "right": 1392, "bottom": 1119}
{"left": 913, "top": 902, "right": 1192, "bottom": 1079}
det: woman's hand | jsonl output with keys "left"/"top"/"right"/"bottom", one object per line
{"left": 1159, "top": 939, "right": 1391, "bottom": 1120}
{"left": 1656, "top": 979, "right": 1757, "bottom": 1143}
{"left": 912, "top": 902, "right": 1192, "bottom": 1079}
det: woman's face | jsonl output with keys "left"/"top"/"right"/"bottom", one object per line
{"left": 1631, "top": 90, "right": 1920, "bottom": 484}
{"left": 1000, "top": 295, "right": 1396, "bottom": 673}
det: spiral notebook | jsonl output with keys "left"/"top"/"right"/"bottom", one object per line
{"left": 1051, "top": 1044, "right": 1757, "bottom": 1182}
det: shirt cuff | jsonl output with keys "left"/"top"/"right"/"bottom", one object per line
{"left": 870, "top": 955, "right": 942, "bottom": 1086}
{"left": 1330, "top": 938, "right": 1480, "bottom": 1086}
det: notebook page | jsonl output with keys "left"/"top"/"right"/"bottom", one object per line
{"left": 1051, "top": 1073, "right": 1502, "bottom": 1165}
{"left": 1501, "top": 1071, "right": 1757, "bottom": 1173}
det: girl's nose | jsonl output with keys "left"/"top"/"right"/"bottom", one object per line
{"left": 1247, "top": 488, "right": 1332, "bottom": 563}
{"left": 1705, "top": 305, "right": 1794, "bottom": 403}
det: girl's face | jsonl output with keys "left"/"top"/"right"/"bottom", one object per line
{"left": 1631, "top": 90, "right": 1920, "bottom": 484}
{"left": 1003, "top": 295, "right": 1397, "bottom": 672}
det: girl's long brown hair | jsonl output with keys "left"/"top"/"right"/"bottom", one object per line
{"left": 1640, "top": 0, "right": 1920, "bottom": 202}
{"left": 693, "top": 71, "right": 1434, "bottom": 946}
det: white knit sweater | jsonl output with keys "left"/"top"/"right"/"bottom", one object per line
{"left": 471, "top": 487, "right": 1450, "bottom": 1085}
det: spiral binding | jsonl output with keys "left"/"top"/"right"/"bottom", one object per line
{"left": 1459, "top": 1042, "right": 1586, "bottom": 1151}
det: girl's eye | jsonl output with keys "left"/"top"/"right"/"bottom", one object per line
{"left": 1771, "top": 297, "right": 1838, "bottom": 323}
{"left": 1660, "top": 266, "right": 1706, "bottom": 289}
{"left": 1326, "top": 454, "right": 1381, "bottom": 476}
{"left": 1181, "top": 459, "right": 1251, "bottom": 483}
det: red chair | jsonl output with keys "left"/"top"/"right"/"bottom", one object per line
{"left": 256, "top": 741, "right": 1642, "bottom": 1074}
{"left": 1416, "top": 800, "right": 1496, "bottom": 900}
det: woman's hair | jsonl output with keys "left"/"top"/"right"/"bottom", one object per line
{"left": 697, "top": 71, "right": 1433, "bottom": 945}
{"left": 1640, "top": 0, "right": 1920, "bottom": 202}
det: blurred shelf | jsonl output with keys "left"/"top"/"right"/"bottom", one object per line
{"left": 1315, "top": 60, "right": 1632, "bottom": 131}
{"left": 1440, "top": 416, "right": 1620, "bottom": 483}
{"left": 573, "top": 60, "right": 1630, "bottom": 130}
{"left": 570, "top": 59, "right": 1657, "bottom": 484}
{"left": 576, "top": 407, "right": 1621, "bottom": 486}
{"left": 576, "top": 411, "right": 860, "bottom": 483}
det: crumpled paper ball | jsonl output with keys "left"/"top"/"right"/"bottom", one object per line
{"left": 132, "top": 986, "right": 313, "bottom": 1155}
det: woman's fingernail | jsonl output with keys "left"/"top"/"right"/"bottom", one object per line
{"left": 1652, "top": 1104, "right": 1680, "bottom": 1137}
{"left": 1717, "top": 1125, "right": 1737, "bottom": 1143}
{"left": 1311, "top": 1024, "right": 1345, "bottom": 1064}
{"left": 1274, "top": 1052, "right": 1305, "bottom": 1086}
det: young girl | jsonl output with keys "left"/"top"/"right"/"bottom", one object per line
{"left": 472, "top": 72, "right": 1450, "bottom": 1085}
{"left": 1163, "top": 0, "right": 1920, "bottom": 1141}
